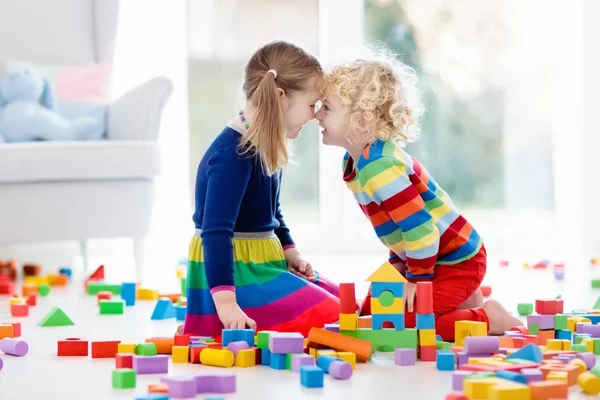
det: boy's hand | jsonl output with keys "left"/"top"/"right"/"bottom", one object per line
{"left": 404, "top": 281, "right": 417, "bottom": 312}
{"left": 285, "top": 248, "right": 316, "bottom": 282}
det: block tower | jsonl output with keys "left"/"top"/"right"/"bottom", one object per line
{"left": 366, "top": 261, "right": 406, "bottom": 330}
{"left": 415, "top": 281, "right": 436, "bottom": 361}
{"left": 339, "top": 283, "right": 358, "bottom": 331}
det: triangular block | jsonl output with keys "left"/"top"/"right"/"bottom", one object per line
{"left": 38, "top": 306, "right": 75, "bottom": 327}
{"left": 87, "top": 265, "right": 105, "bottom": 281}
{"left": 593, "top": 297, "right": 600, "bottom": 310}
{"left": 151, "top": 298, "right": 176, "bottom": 320}
{"left": 366, "top": 261, "right": 407, "bottom": 283}
{"left": 506, "top": 344, "right": 543, "bottom": 363}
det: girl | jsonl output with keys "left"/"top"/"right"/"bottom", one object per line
{"left": 315, "top": 49, "right": 522, "bottom": 342}
{"left": 181, "top": 41, "right": 340, "bottom": 339}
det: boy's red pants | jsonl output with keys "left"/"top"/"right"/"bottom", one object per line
{"left": 360, "top": 245, "right": 489, "bottom": 342}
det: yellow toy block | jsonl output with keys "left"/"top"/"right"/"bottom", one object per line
{"left": 366, "top": 261, "right": 407, "bottom": 283}
{"left": 316, "top": 349, "right": 336, "bottom": 359}
{"left": 118, "top": 343, "right": 136, "bottom": 353}
{"left": 24, "top": 276, "right": 46, "bottom": 285}
{"left": 547, "top": 370, "right": 569, "bottom": 382}
{"left": 335, "top": 352, "right": 356, "bottom": 369}
{"left": 455, "top": 320, "right": 487, "bottom": 346}
{"left": 546, "top": 339, "right": 562, "bottom": 351}
{"left": 468, "top": 358, "right": 509, "bottom": 367}
{"left": 309, "top": 347, "right": 317, "bottom": 357}
{"left": 370, "top": 296, "right": 404, "bottom": 314}
{"left": 200, "top": 348, "right": 234, "bottom": 368}
{"left": 339, "top": 313, "right": 357, "bottom": 331}
{"left": 488, "top": 382, "right": 530, "bottom": 400}
{"left": 176, "top": 268, "right": 186, "bottom": 279}
{"left": 463, "top": 378, "right": 505, "bottom": 399}
{"left": 570, "top": 358, "right": 587, "bottom": 373}
{"left": 538, "top": 346, "right": 547, "bottom": 353}
{"left": 583, "top": 338, "right": 594, "bottom": 353}
{"left": 568, "top": 316, "right": 591, "bottom": 332}
{"left": 234, "top": 349, "right": 256, "bottom": 367}
{"left": 9, "top": 297, "right": 24, "bottom": 311}
{"left": 172, "top": 346, "right": 189, "bottom": 363}
{"left": 137, "top": 288, "right": 159, "bottom": 300}
{"left": 578, "top": 371, "right": 600, "bottom": 395}
{"left": 418, "top": 329, "right": 436, "bottom": 346}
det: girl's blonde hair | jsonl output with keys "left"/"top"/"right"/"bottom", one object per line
{"left": 323, "top": 45, "right": 425, "bottom": 146}
{"left": 240, "top": 41, "right": 322, "bottom": 175}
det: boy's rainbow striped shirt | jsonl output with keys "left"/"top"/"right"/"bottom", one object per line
{"left": 342, "top": 139, "right": 482, "bottom": 282}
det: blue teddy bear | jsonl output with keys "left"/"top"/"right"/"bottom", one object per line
{"left": 0, "top": 66, "right": 101, "bottom": 143}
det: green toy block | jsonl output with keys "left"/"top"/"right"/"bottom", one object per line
{"left": 556, "top": 294, "right": 562, "bottom": 299}
{"left": 112, "top": 368, "right": 136, "bottom": 389}
{"left": 257, "top": 331, "right": 275, "bottom": 349}
{"left": 572, "top": 344, "right": 587, "bottom": 353}
{"left": 87, "top": 282, "right": 122, "bottom": 295}
{"left": 593, "top": 297, "right": 600, "bottom": 310}
{"left": 38, "top": 284, "right": 51, "bottom": 296}
{"left": 341, "top": 328, "right": 417, "bottom": 357}
{"left": 591, "top": 365, "right": 600, "bottom": 378}
{"left": 286, "top": 353, "right": 294, "bottom": 370}
{"left": 135, "top": 343, "right": 157, "bottom": 356}
{"left": 205, "top": 338, "right": 215, "bottom": 343}
{"left": 517, "top": 303, "right": 533, "bottom": 316}
{"left": 465, "top": 372, "right": 496, "bottom": 380}
{"left": 529, "top": 323, "right": 540, "bottom": 335}
{"left": 505, "top": 358, "right": 535, "bottom": 365}
{"left": 594, "top": 339, "right": 600, "bottom": 355}
{"left": 592, "top": 279, "right": 600, "bottom": 289}
{"left": 554, "top": 314, "right": 568, "bottom": 330}
{"left": 436, "top": 341, "right": 453, "bottom": 350}
{"left": 38, "top": 306, "right": 75, "bottom": 327}
{"left": 100, "top": 300, "right": 125, "bottom": 315}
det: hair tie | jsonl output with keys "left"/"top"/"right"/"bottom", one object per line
{"left": 267, "top": 69, "right": 277, "bottom": 79}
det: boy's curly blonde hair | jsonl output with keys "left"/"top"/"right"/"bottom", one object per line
{"left": 322, "top": 46, "right": 425, "bottom": 146}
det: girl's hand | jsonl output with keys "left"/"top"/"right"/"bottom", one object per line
{"left": 212, "top": 290, "right": 256, "bottom": 330}
{"left": 404, "top": 282, "right": 417, "bottom": 312}
{"left": 285, "top": 248, "right": 316, "bottom": 282}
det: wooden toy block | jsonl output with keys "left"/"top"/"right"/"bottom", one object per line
{"left": 416, "top": 313, "right": 435, "bottom": 329}
{"left": 372, "top": 282, "right": 404, "bottom": 297}
{"left": 116, "top": 353, "right": 133, "bottom": 369}
{"left": 96, "top": 291, "right": 112, "bottom": 304}
{"left": 91, "top": 340, "right": 121, "bottom": 358}
{"left": 578, "top": 371, "right": 600, "bottom": 395}
{"left": 200, "top": 348, "right": 234, "bottom": 367}
{"left": 136, "top": 288, "right": 159, "bottom": 300}
{"left": 419, "top": 345, "right": 437, "bottom": 361}
{"left": 308, "top": 328, "right": 373, "bottom": 362}
{"left": 528, "top": 380, "right": 568, "bottom": 399}
{"left": 148, "top": 383, "right": 170, "bottom": 393}
{"left": 21, "top": 284, "right": 37, "bottom": 297}
{"left": 371, "top": 294, "right": 404, "bottom": 314}
{"left": 416, "top": 282, "right": 433, "bottom": 314}
{"left": 366, "top": 261, "right": 407, "bottom": 283}
{"left": 300, "top": 365, "right": 324, "bottom": 388}
{"left": 339, "top": 283, "right": 357, "bottom": 314}
{"left": 418, "top": 329, "right": 437, "bottom": 346}
{"left": 358, "top": 316, "right": 372, "bottom": 328}
{"left": 57, "top": 338, "right": 88, "bottom": 356}
{"left": 10, "top": 303, "right": 28, "bottom": 317}
{"left": 118, "top": 343, "right": 136, "bottom": 353}
{"left": 9, "top": 297, "right": 24, "bottom": 310}
{"left": 112, "top": 368, "right": 136, "bottom": 389}
{"left": 120, "top": 282, "right": 136, "bottom": 306}
{"left": 145, "top": 337, "right": 174, "bottom": 354}
{"left": 455, "top": 321, "right": 487, "bottom": 346}
{"left": 372, "top": 313, "right": 404, "bottom": 330}
{"left": 99, "top": 300, "right": 125, "bottom": 315}
{"left": 54, "top": 274, "right": 68, "bottom": 286}
{"left": 339, "top": 313, "right": 357, "bottom": 331}
{"left": 234, "top": 348, "right": 256, "bottom": 367}
{"left": 341, "top": 327, "right": 417, "bottom": 355}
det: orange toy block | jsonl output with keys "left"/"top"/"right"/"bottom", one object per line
{"left": 536, "top": 329, "right": 555, "bottom": 346}
{"left": 91, "top": 340, "right": 121, "bottom": 358}
{"left": 357, "top": 316, "right": 372, "bottom": 328}
{"left": 159, "top": 293, "right": 182, "bottom": 303}
{"left": 528, "top": 380, "right": 568, "bottom": 400}
{"left": 145, "top": 337, "right": 175, "bottom": 354}
{"left": 307, "top": 327, "right": 372, "bottom": 362}
{"left": 0, "top": 323, "right": 15, "bottom": 339}
{"left": 499, "top": 337, "right": 514, "bottom": 348}
{"left": 22, "top": 284, "right": 37, "bottom": 297}
{"left": 539, "top": 363, "right": 579, "bottom": 386}
{"left": 57, "top": 338, "right": 89, "bottom": 356}
{"left": 339, "top": 283, "right": 357, "bottom": 314}
{"left": 149, "top": 383, "right": 170, "bottom": 393}
{"left": 10, "top": 303, "right": 28, "bottom": 317}
{"left": 0, "top": 259, "right": 17, "bottom": 281}
{"left": 4, "top": 322, "right": 21, "bottom": 337}
{"left": 54, "top": 274, "right": 68, "bottom": 286}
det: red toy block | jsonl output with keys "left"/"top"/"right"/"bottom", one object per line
{"left": 523, "top": 335, "right": 539, "bottom": 346}
{"left": 57, "top": 338, "right": 89, "bottom": 356}
{"left": 91, "top": 340, "right": 120, "bottom": 358}
{"left": 416, "top": 282, "right": 433, "bottom": 314}
{"left": 480, "top": 286, "right": 492, "bottom": 297}
{"left": 174, "top": 334, "right": 191, "bottom": 346}
{"left": 509, "top": 326, "right": 529, "bottom": 335}
{"left": 511, "top": 337, "right": 525, "bottom": 348}
{"left": 0, "top": 323, "right": 15, "bottom": 339}
{"left": 5, "top": 322, "right": 21, "bottom": 337}
{"left": 26, "top": 294, "right": 37, "bottom": 306}
{"left": 535, "top": 299, "right": 563, "bottom": 315}
{"left": 253, "top": 347, "right": 261, "bottom": 365}
{"left": 339, "top": 283, "right": 357, "bottom": 314}
{"left": 0, "top": 279, "right": 15, "bottom": 295}
{"left": 116, "top": 353, "right": 133, "bottom": 368}
{"left": 96, "top": 291, "right": 112, "bottom": 305}
{"left": 10, "top": 303, "right": 28, "bottom": 317}
{"left": 418, "top": 345, "right": 437, "bottom": 362}
{"left": 445, "top": 392, "right": 468, "bottom": 400}
{"left": 0, "top": 259, "right": 17, "bottom": 281}
{"left": 189, "top": 346, "right": 205, "bottom": 363}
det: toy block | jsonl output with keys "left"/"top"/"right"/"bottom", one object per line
{"left": 339, "top": 283, "right": 357, "bottom": 313}
{"left": 200, "top": 348, "right": 234, "bottom": 367}
{"left": 455, "top": 321, "right": 487, "bottom": 346}
{"left": 367, "top": 261, "right": 407, "bottom": 283}
{"left": 91, "top": 340, "right": 121, "bottom": 358}
{"left": 0, "top": 324, "right": 13, "bottom": 340}
{"left": 144, "top": 338, "right": 173, "bottom": 354}
{"left": 416, "top": 282, "right": 433, "bottom": 314}
{"left": 137, "top": 288, "right": 159, "bottom": 300}
{"left": 308, "top": 328, "right": 373, "bottom": 362}
{"left": 528, "top": 380, "right": 568, "bottom": 399}
{"left": 260, "top": 348, "right": 271, "bottom": 365}
{"left": 99, "top": 300, "right": 125, "bottom": 315}
{"left": 38, "top": 307, "right": 74, "bottom": 327}
{"left": 357, "top": 316, "right": 372, "bottom": 329}
{"left": 26, "top": 293, "right": 36, "bottom": 306}
{"left": 372, "top": 282, "right": 404, "bottom": 300}
{"left": 222, "top": 328, "right": 254, "bottom": 346}
{"left": 175, "top": 305, "right": 187, "bottom": 321}
{"left": 112, "top": 368, "right": 136, "bottom": 389}
{"left": 148, "top": 383, "right": 170, "bottom": 393}
{"left": 535, "top": 299, "right": 563, "bottom": 315}
{"left": 394, "top": 348, "right": 416, "bottom": 365}
{"left": 371, "top": 294, "right": 404, "bottom": 314}
{"left": 160, "top": 377, "right": 196, "bottom": 398}
{"left": 419, "top": 329, "right": 437, "bottom": 346}
{"left": 517, "top": 303, "right": 533, "bottom": 316}
{"left": 464, "top": 336, "right": 499, "bottom": 355}
{"left": 268, "top": 332, "right": 304, "bottom": 354}
{"left": 136, "top": 343, "right": 158, "bottom": 356}
{"left": 134, "top": 395, "right": 169, "bottom": 400}
{"left": 416, "top": 313, "right": 435, "bottom": 329}
{"left": 227, "top": 340, "right": 249, "bottom": 356}
{"left": 578, "top": 371, "right": 600, "bottom": 395}
{"left": 96, "top": 291, "right": 112, "bottom": 304}
{"left": 9, "top": 297, "right": 24, "bottom": 311}
{"left": 58, "top": 267, "right": 71, "bottom": 278}
{"left": 509, "top": 325, "right": 529, "bottom": 335}
{"left": 570, "top": 358, "right": 587, "bottom": 372}
{"left": 11, "top": 303, "right": 28, "bottom": 317}
{"left": 332, "top": 351, "right": 355, "bottom": 368}
{"left": 437, "top": 350, "right": 455, "bottom": 370}
{"left": 341, "top": 327, "right": 417, "bottom": 355}
{"left": 120, "top": 282, "right": 136, "bottom": 306}
{"left": 300, "top": 365, "right": 324, "bottom": 388}
{"left": 324, "top": 323, "right": 340, "bottom": 333}
{"left": 21, "top": 284, "right": 37, "bottom": 297}
{"left": 172, "top": 345, "right": 189, "bottom": 363}
{"left": 546, "top": 339, "right": 562, "bottom": 351}
{"left": 372, "top": 313, "right": 404, "bottom": 330}
{"left": 594, "top": 339, "right": 600, "bottom": 355}
{"left": 5, "top": 322, "right": 20, "bottom": 337}
{"left": 495, "top": 370, "right": 527, "bottom": 384}
{"left": 487, "top": 381, "right": 530, "bottom": 399}
{"left": 572, "top": 343, "right": 587, "bottom": 352}
{"left": 536, "top": 329, "right": 554, "bottom": 345}
{"left": 539, "top": 363, "right": 579, "bottom": 385}
{"left": 269, "top": 352, "right": 287, "bottom": 370}
{"left": 256, "top": 331, "right": 275, "bottom": 349}
{"left": 419, "top": 345, "right": 437, "bottom": 361}
{"left": 234, "top": 348, "right": 256, "bottom": 367}
{"left": 581, "top": 339, "right": 594, "bottom": 352}
{"left": 133, "top": 355, "right": 169, "bottom": 374}
{"left": 118, "top": 343, "right": 136, "bottom": 353}
{"left": 0, "top": 338, "right": 29, "bottom": 356}
{"left": 580, "top": 323, "right": 600, "bottom": 338}
{"left": 87, "top": 282, "right": 121, "bottom": 295}
{"left": 554, "top": 314, "right": 568, "bottom": 330}
{"left": 339, "top": 313, "right": 357, "bottom": 331}
{"left": 0, "top": 279, "right": 15, "bottom": 295}
{"left": 116, "top": 354, "right": 133, "bottom": 368}
{"left": 194, "top": 374, "right": 236, "bottom": 394}
{"left": 316, "top": 355, "right": 352, "bottom": 380}
{"left": 480, "top": 286, "right": 492, "bottom": 297}
{"left": 189, "top": 345, "right": 205, "bottom": 363}
{"left": 527, "top": 315, "right": 554, "bottom": 333}
{"left": 150, "top": 298, "right": 175, "bottom": 320}
{"left": 291, "top": 353, "right": 315, "bottom": 372}
{"left": 506, "top": 344, "right": 542, "bottom": 363}
{"left": 87, "top": 264, "right": 105, "bottom": 281}
{"left": 174, "top": 335, "right": 190, "bottom": 347}
{"left": 57, "top": 338, "right": 88, "bottom": 356}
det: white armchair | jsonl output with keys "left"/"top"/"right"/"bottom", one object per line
{"left": 0, "top": 0, "right": 173, "bottom": 282}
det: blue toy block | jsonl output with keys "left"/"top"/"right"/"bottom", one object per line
{"left": 221, "top": 328, "right": 255, "bottom": 346}
{"left": 436, "top": 350, "right": 455, "bottom": 371}
{"left": 175, "top": 305, "right": 187, "bottom": 321}
{"left": 436, "top": 334, "right": 443, "bottom": 341}
{"left": 135, "top": 394, "right": 170, "bottom": 400}
{"left": 59, "top": 267, "right": 72, "bottom": 278}
{"left": 496, "top": 370, "right": 527, "bottom": 384}
{"left": 300, "top": 365, "right": 324, "bottom": 388}
{"left": 150, "top": 298, "right": 175, "bottom": 320}
{"left": 261, "top": 348, "right": 271, "bottom": 366}
{"left": 270, "top": 353, "right": 287, "bottom": 370}
{"left": 121, "top": 282, "right": 136, "bottom": 306}
{"left": 506, "top": 344, "right": 543, "bottom": 363}
{"left": 556, "top": 329, "right": 572, "bottom": 341}
{"left": 372, "top": 313, "right": 405, "bottom": 330}
{"left": 316, "top": 354, "right": 340, "bottom": 371}
{"left": 416, "top": 313, "right": 435, "bottom": 329}
{"left": 372, "top": 282, "right": 404, "bottom": 298}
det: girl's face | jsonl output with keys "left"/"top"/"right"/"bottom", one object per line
{"left": 314, "top": 89, "right": 351, "bottom": 147}
{"left": 280, "top": 75, "right": 322, "bottom": 139}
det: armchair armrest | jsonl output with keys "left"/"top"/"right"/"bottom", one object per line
{"left": 108, "top": 76, "right": 173, "bottom": 141}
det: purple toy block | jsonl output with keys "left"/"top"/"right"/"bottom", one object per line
{"left": 133, "top": 355, "right": 169, "bottom": 374}
{"left": 527, "top": 315, "right": 555, "bottom": 330}
{"left": 161, "top": 377, "right": 196, "bottom": 398}
{"left": 576, "top": 352, "right": 597, "bottom": 369}
{"left": 452, "top": 371, "right": 473, "bottom": 391}
{"left": 556, "top": 353, "right": 577, "bottom": 362}
{"left": 324, "top": 323, "right": 340, "bottom": 333}
{"left": 0, "top": 357, "right": 3, "bottom": 371}
{"left": 463, "top": 336, "right": 499, "bottom": 355}
{"left": 576, "top": 323, "right": 590, "bottom": 333}
{"left": 226, "top": 340, "right": 249, "bottom": 356}
{"left": 457, "top": 352, "right": 491, "bottom": 367}
{"left": 194, "top": 374, "right": 236, "bottom": 394}
{"left": 291, "top": 354, "right": 315, "bottom": 372}
{"left": 521, "top": 368, "right": 543, "bottom": 383}
{"left": 580, "top": 324, "right": 600, "bottom": 338}
{"left": 0, "top": 338, "right": 29, "bottom": 357}
{"left": 552, "top": 356, "right": 570, "bottom": 364}
{"left": 498, "top": 348, "right": 509, "bottom": 355}
{"left": 329, "top": 360, "right": 353, "bottom": 380}
{"left": 554, "top": 267, "right": 564, "bottom": 280}
{"left": 394, "top": 348, "right": 416, "bottom": 366}
{"left": 268, "top": 332, "right": 304, "bottom": 354}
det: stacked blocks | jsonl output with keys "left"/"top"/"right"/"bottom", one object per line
{"left": 339, "top": 283, "right": 357, "bottom": 331}
{"left": 416, "top": 281, "right": 436, "bottom": 361}
{"left": 367, "top": 262, "right": 406, "bottom": 330}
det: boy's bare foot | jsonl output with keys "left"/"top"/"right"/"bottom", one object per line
{"left": 457, "top": 288, "right": 484, "bottom": 310}
{"left": 483, "top": 299, "right": 523, "bottom": 335}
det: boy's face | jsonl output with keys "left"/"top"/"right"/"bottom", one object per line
{"left": 315, "top": 89, "right": 350, "bottom": 147}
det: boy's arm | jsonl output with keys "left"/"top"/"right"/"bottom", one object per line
{"left": 362, "top": 157, "right": 439, "bottom": 282}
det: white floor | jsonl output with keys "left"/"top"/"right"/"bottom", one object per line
{"left": 1, "top": 249, "right": 600, "bottom": 399}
